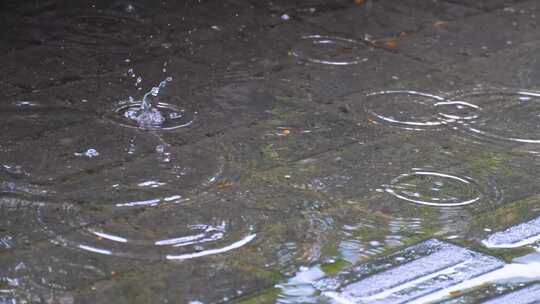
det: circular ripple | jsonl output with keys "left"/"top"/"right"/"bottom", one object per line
{"left": 1, "top": 120, "right": 161, "bottom": 185}
{"left": 453, "top": 90, "right": 540, "bottom": 144}
{"left": 384, "top": 170, "right": 484, "bottom": 207}
{"left": 53, "top": 141, "right": 225, "bottom": 207}
{"left": 106, "top": 101, "right": 196, "bottom": 130}
{"left": 291, "top": 35, "right": 369, "bottom": 65}
{"left": 47, "top": 202, "right": 256, "bottom": 261}
{"left": 0, "top": 116, "right": 222, "bottom": 205}
{"left": 364, "top": 91, "right": 479, "bottom": 130}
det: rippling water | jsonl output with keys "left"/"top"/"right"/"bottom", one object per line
{"left": 291, "top": 35, "right": 369, "bottom": 66}
{"left": 4, "top": 2, "right": 540, "bottom": 302}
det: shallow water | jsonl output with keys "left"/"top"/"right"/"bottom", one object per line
{"left": 3, "top": 0, "right": 540, "bottom": 303}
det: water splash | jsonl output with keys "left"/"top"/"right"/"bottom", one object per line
{"left": 124, "top": 77, "right": 171, "bottom": 128}
{"left": 107, "top": 77, "right": 196, "bottom": 130}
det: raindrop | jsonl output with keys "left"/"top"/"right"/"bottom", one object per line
{"left": 106, "top": 78, "right": 196, "bottom": 130}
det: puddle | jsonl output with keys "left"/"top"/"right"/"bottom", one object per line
{"left": 383, "top": 170, "right": 484, "bottom": 207}
{"left": 106, "top": 78, "right": 196, "bottom": 130}
{"left": 453, "top": 89, "right": 540, "bottom": 145}
{"left": 363, "top": 91, "right": 479, "bottom": 131}
{"left": 291, "top": 35, "right": 369, "bottom": 65}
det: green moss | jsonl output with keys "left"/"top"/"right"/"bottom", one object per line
{"left": 321, "top": 259, "right": 351, "bottom": 275}
{"left": 235, "top": 287, "right": 281, "bottom": 304}
{"left": 234, "top": 262, "right": 282, "bottom": 283}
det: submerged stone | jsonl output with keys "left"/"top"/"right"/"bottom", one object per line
{"left": 482, "top": 284, "right": 540, "bottom": 304}
{"left": 325, "top": 239, "right": 504, "bottom": 304}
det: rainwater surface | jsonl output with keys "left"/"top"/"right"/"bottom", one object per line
{"left": 3, "top": 1, "right": 540, "bottom": 303}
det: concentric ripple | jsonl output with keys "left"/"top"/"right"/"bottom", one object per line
{"left": 107, "top": 101, "right": 196, "bottom": 130}
{"left": 383, "top": 170, "right": 484, "bottom": 207}
{"left": 291, "top": 35, "right": 369, "bottom": 65}
{"left": 106, "top": 78, "right": 197, "bottom": 131}
{"left": 0, "top": 197, "right": 255, "bottom": 261}
{"left": 452, "top": 90, "right": 540, "bottom": 144}
{"left": 364, "top": 90, "right": 479, "bottom": 131}
{"left": 53, "top": 138, "right": 225, "bottom": 207}
{"left": 48, "top": 202, "right": 256, "bottom": 261}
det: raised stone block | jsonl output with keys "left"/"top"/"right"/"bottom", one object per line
{"left": 325, "top": 239, "right": 504, "bottom": 304}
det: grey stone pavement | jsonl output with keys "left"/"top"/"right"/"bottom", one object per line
{"left": 2, "top": 0, "right": 540, "bottom": 303}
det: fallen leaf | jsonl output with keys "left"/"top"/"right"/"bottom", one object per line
{"left": 449, "top": 290, "right": 462, "bottom": 297}
{"left": 433, "top": 20, "right": 449, "bottom": 28}
{"left": 385, "top": 39, "right": 397, "bottom": 49}
{"left": 217, "top": 180, "right": 234, "bottom": 189}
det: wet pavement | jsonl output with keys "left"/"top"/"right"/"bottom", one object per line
{"left": 2, "top": 0, "right": 540, "bottom": 303}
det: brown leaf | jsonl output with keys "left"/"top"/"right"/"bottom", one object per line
{"left": 217, "top": 180, "right": 234, "bottom": 189}
{"left": 433, "top": 20, "right": 449, "bottom": 28}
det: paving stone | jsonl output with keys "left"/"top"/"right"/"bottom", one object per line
{"left": 392, "top": 5, "right": 540, "bottom": 69}
{"left": 258, "top": 130, "right": 499, "bottom": 200}
{"left": 0, "top": 241, "right": 146, "bottom": 304}
{"left": 272, "top": 47, "right": 436, "bottom": 105}
{"left": 0, "top": 100, "right": 93, "bottom": 143}
{"left": 304, "top": 0, "right": 480, "bottom": 42}
{"left": 450, "top": 41, "right": 540, "bottom": 89}
{"left": 198, "top": 107, "right": 391, "bottom": 172}
{"left": 0, "top": 197, "right": 122, "bottom": 250}
{"left": 483, "top": 214, "right": 540, "bottom": 249}
{"left": 460, "top": 193, "right": 540, "bottom": 246}
{"left": 324, "top": 239, "right": 504, "bottom": 304}
{"left": 482, "top": 284, "right": 540, "bottom": 303}
{"left": 442, "top": 0, "right": 533, "bottom": 11}
{"left": 0, "top": 119, "right": 162, "bottom": 184}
